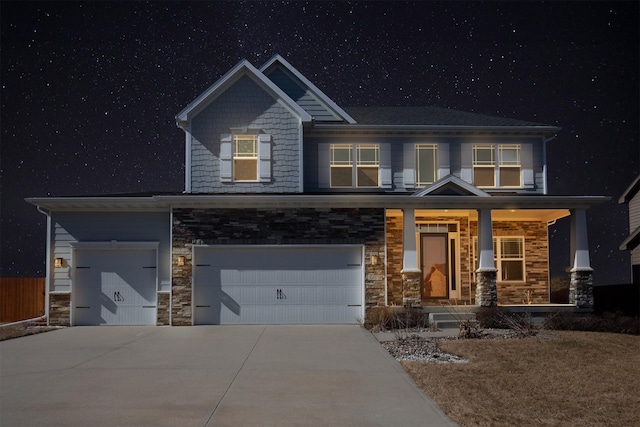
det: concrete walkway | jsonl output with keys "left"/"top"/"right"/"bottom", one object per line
{"left": 1, "top": 326, "right": 457, "bottom": 426}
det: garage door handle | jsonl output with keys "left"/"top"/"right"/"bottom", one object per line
{"left": 196, "top": 305, "right": 211, "bottom": 308}
{"left": 348, "top": 304, "right": 362, "bottom": 307}
{"left": 76, "top": 306, "right": 90, "bottom": 309}
{"left": 143, "top": 306, "right": 156, "bottom": 308}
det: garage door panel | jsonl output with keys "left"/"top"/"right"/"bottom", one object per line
{"left": 195, "top": 246, "right": 363, "bottom": 325}
{"left": 74, "top": 249, "right": 157, "bottom": 326}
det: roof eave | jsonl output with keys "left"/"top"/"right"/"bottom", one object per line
{"left": 310, "top": 123, "right": 561, "bottom": 135}
{"left": 618, "top": 175, "right": 640, "bottom": 204}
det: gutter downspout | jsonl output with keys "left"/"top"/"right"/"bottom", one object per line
{"left": 36, "top": 206, "right": 51, "bottom": 325}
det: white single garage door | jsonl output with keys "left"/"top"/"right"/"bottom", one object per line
{"left": 74, "top": 249, "right": 157, "bottom": 325}
{"left": 194, "top": 245, "right": 363, "bottom": 325}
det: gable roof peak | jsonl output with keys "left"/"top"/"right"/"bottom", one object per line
{"left": 260, "top": 54, "right": 356, "bottom": 124}
{"left": 175, "top": 58, "right": 312, "bottom": 126}
{"left": 413, "top": 175, "right": 491, "bottom": 197}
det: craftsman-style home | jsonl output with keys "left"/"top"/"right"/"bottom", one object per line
{"left": 28, "top": 55, "right": 606, "bottom": 326}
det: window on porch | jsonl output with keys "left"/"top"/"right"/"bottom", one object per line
{"left": 474, "top": 236, "right": 525, "bottom": 281}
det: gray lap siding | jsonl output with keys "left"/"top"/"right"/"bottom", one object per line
{"left": 171, "top": 207, "right": 386, "bottom": 325}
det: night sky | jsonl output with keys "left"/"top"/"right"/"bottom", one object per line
{"left": 1, "top": 1, "right": 638, "bottom": 285}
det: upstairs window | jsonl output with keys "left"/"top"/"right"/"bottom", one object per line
{"left": 415, "top": 144, "right": 438, "bottom": 186}
{"left": 499, "top": 145, "right": 521, "bottom": 187}
{"left": 356, "top": 144, "right": 379, "bottom": 187}
{"left": 233, "top": 135, "right": 258, "bottom": 181}
{"left": 473, "top": 144, "right": 521, "bottom": 188}
{"left": 330, "top": 144, "right": 353, "bottom": 187}
{"left": 473, "top": 145, "right": 496, "bottom": 187}
{"left": 220, "top": 132, "right": 271, "bottom": 183}
{"left": 330, "top": 144, "right": 379, "bottom": 188}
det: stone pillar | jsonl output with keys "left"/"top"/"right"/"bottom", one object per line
{"left": 476, "top": 270, "right": 498, "bottom": 307}
{"left": 402, "top": 270, "right": 422, "bottom": 307}
{"left": 569, "top": 208, "right": 594, "bottom": 309}
{"left": 401, "top": 208, "right": 421, "bottom": 306}
{"left": 157, "top": 292, "right": 170, "bottom": 326}
{"left": 171, "top": 251, "right": 193, "bottom": 326}
{"left": 476, "top": 208, "right": 498, "bottom": 306}
{"left": 49, "top": 292, "right": 71, "bottom": 326}
{"left": 570, "top": 269, "right": 594, "bottom": 309}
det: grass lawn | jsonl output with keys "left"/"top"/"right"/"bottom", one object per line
{"left": 403, "top": 331, "right": 640, "bottom": 427}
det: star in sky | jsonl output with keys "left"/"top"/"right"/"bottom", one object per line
{"left": 1, "top": 1, "right": 638, "bottom": 284}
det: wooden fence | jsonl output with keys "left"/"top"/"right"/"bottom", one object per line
{"left": 0, "top": 278, "right": 45, "bottom": 323}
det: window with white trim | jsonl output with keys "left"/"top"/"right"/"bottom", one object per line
{"left": 473, "top": 236, "right": 525, "bottom": 281}
{"left": 415, "top": 144, "right": 438, "bottom": 185}
{"left": 220, "top": 132, "right": 271, "bottom": 183}
{"left": 473, "top": 144, "right": 521, "bottom": 188}
{"left": 330, "top": 144, "right": 379, "bottom": 188}
{"left": 233, "top": 135, "right": 258, "bottom": 181}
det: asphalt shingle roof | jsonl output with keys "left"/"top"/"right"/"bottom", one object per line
{"left": 344, "top": 106, "right": 551, "bottom": 127}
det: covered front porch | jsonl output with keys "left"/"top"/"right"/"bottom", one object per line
{"left": 384, "top": 205, "right": 595, "bottom": 309}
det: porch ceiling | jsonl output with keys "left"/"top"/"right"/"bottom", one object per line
{"left": 387, "top": 208, "right": 571, "bottom": 223}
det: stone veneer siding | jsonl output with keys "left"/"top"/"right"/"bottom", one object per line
{"left": 386, "top": 214, "right": 473, "bottom": 305}
{"left": 470, "top": 220, "right": 550, "bottom": 304}
{"left": 157, "top": 292, "right": 170, "bottom": 325}
{"left": 570, "top": 269, "right": 594, "bottom": 309}
{"left": 49, "top": 293, "right": 71, "bottom": 326}
{"left": 172, "top": 207, "right": 386, "bottom": 325}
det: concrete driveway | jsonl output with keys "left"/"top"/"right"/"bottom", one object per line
{"left": 1, "top": 325, "right": 456, "bottom": 426}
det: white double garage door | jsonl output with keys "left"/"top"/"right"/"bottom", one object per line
{"left": 74, "top": 245, "right": 364, "bottom": 325}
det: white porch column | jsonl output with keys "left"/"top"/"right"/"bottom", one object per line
{"left": 569, "top": 208, "right": 594, "bottom": 309}
{"left": 402, "top": 208, "right": 418, "bottom": 271}
{"left": 570, "top": 208, "right": 592, "bottom": 270}
{"left": 401, "top": 208, "right": 421, "bottom": 307}
{"left": 477, "top": 208, "right": 496, "bottom": 271}
{"left": 476, "top": 208, "right": 498, "bottom": 306}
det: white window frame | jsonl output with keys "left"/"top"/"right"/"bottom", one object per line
{"left": 233, "top": 135, "right": 258, "bottom": 182}
{"left": 415, "top": 144, "right": 438, "bottom": 186}
{"left": 472, "top": 144, "right": 522, "bottom": 188}
{"left": 329, "top": 143, "right": 379, "bottom": 188}
{"left": 473, "top": 236, "right": 525, "bottom": 282}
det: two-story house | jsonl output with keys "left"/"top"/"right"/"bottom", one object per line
{"left": 28, "top": 55, "right": 607, "bottom": 326}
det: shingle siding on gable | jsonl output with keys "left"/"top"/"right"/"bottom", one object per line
{"left": 190, "top": 75, "right": 301, "bottom": 193}
{"left": 266, "top": 67, "right": 341, "bottom": 122}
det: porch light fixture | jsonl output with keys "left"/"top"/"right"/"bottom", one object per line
{"left": 177, "top": 256, "right": 185, "bottom": 266}
{"left": 54, "top": 258, "right": 63, "bottom": 268}
{"left": 371, "top": 254, "right": 380, "bottom": 265}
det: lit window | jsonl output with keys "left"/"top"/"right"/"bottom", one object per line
{"left": 330, "top": 144, "right": 379, "bottom": 188}
{"left": 330, "top": 144, "right": 353, "bottom": 187}
{"left": 233, "top": 135, "right": 258, "bottom": 181}
{"left": 473, "top": 144, "right": 521, "bottom": 188}
{"left": 473, "top": 145, "right": 495, "bottom": 187}
{"left": 473, "top": 236, "right": 525, "bottom": 281}
{"left": 356, "top": 144, "right": 379, "bottom": 187}
{"left": 499, "top": 145, "right": 521, "bottom": 187}
{"left": 416, "top": 144, "right": 437, "bottom": 185}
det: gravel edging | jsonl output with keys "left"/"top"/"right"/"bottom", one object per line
{"left": 378, "top": 328, "right": 540, "bottom": 363}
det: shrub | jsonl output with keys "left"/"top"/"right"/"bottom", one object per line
{"left": 544, "top": 311, "right": 639, "bottom": 335}
{"left": 363, "top": 306, "right": 430, "bottom": 332}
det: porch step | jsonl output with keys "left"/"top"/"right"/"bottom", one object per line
{"left": 429, "top": 312, "right": 477, "bottom": 330}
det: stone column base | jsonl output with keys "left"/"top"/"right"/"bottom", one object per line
{"left": 475, "top": 269, "right": 498, "bottom": 307}
{"left": 49, "top": 292, "right": 71, "bottom": 326}
{"left": 401, "top": 270, "right": 422, "bottom": 307}
{"left": 570, "top": 269, "right": 594, "bottom": 309}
